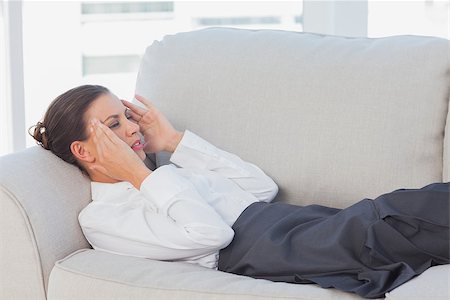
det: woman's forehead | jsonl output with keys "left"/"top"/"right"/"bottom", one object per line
{"left": 86, "top": 93, "right": 124, "bottom": 120}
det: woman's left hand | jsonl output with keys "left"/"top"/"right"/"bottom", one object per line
{"left": 122, "top": 95, "right": 183, "bottom": 153}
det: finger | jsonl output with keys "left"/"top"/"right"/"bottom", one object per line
{"left": 122, "top": 99, "right": 146, "bottom": 116}
{"left": 88, "top": 121, "right": 95, "bottom": 139}
{"left": 94, "top": 119, "right": 131, "bottom": 150}
{"left": 93, "top": 118, "right": 116, "bottom": 145}
{"left": 89, "top": 164, "right": 109, "bottom": 176}
{"left": 86, "top": 121, "right": 103, "bottom": 162}
{"left": 127, "top": 109, "right": 142, "bottom": 123}
{"left": 134, "top": 95, "right": 154, "bottom": 108}
{"left": 90, "top": 119, "right": 108, "bottom": 155}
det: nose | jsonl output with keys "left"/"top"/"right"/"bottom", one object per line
{"left": 125, "top": 118, "right": 140, "bottom": 137}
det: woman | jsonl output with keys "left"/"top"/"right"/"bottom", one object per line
{"left": 31, "top": 85, "right": 449, "bottom": 299}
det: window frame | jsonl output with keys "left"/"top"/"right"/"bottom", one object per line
{"left": 1, "top": 0, "right": 26, "bottom": 155}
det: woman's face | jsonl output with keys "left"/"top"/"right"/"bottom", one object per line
{"left": 84, "top": 93, "right": 146, "bottom": 161}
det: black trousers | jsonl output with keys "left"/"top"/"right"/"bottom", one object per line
{"left": 218, "top": 182, "right": 450, "bottom": 299}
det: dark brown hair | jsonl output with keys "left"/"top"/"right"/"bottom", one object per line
{"left": 29, "top": 85, "right": 110, "bottom": 172}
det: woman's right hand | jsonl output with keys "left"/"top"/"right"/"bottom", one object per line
{"left": 88, "top": 118, "right": 151, "bottom": 189}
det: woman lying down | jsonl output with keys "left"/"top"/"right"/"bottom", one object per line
{"left": 30, "top": 85, "right": 449, "bottom": 299}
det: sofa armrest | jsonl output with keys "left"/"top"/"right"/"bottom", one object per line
{"left": 0, "top": 146, "right": 91, "bottom": 299}
{"left": 385, "top": 265, "right": 450, "bottom": 300}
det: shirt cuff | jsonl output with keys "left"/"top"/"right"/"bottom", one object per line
{"left": 139, "top": 164, "right": 191, "bottom": 210}
{"left": 170, "top": 130, "right": 218, "bottom": 169}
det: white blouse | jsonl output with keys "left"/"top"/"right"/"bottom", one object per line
{"left": 79, "top": 130, "right": 278, "bottom": 269}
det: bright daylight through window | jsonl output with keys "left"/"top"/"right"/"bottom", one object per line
{"left": 21, "top": 1, "right": 303, "bottom": 149}
{"left": 0, "top": 1, "right": 448, "bottom": 155}
{"left": 368, "top": 0, "right": 449, "bottom": 39}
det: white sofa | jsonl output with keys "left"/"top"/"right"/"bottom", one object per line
{"left": 1, "top": 28, "right": 449, "bottom": 300}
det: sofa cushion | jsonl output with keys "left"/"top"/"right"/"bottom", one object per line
{"left": 48, "top": 249, "right": 376, "bottom": 300}
{"left": 135, "top": 28, "right": 450, "bottom": 208}
{"left": 385, "top": 264, "right": 450, "bottom": 300}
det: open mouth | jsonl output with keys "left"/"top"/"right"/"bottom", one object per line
{"left": 131, "top": 139, "right": 145, "bottom": 151}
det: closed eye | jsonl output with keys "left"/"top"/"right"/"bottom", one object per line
{"left": 109, "top": 121, "right": 120, "bottom": 129}
{"left": 106, "top": 109, "right": 132, "bottom": 129}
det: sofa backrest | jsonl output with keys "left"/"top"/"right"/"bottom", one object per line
{"left": 136, "top": 27, "right": 450, "bottom": 208}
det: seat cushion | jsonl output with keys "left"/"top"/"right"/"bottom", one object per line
{"left": 385, "top": 264, "right": 450, "bottom": 300}
{"left": 48, "top": 249, "right": 377, "bottom": 300}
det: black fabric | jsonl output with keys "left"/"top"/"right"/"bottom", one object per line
{"left": 218, "top": 182, "right": 450, "bottom": 299}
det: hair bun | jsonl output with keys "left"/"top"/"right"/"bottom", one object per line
{"left": 29, "top": 121, "right": 50, "bottom": 150}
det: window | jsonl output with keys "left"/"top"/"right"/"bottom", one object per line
{"left": 3, "top": 0, "right": 446, "bottom": 154}
{"left": 82, "top": 1, "right": 174, "bottom": 15}
{"left": 19, "top": 1, "right": 303, "bottom": 149}
{"left": 368, "top": 0, "right": 449, "bottom": 39}
{"left": 197, "top": 16, "right": 281, "bottom": 26}
{"left": 82, "top": 55, "right": 141, "bottom": 76}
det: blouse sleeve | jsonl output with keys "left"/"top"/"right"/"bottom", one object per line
{"left": 169, "top": 130, "right": 278, "bottom": 203}
{"left": 78, "top": 165, "right": 234, "bottom": 262}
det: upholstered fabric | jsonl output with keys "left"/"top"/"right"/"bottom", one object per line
{"left": 1, "top": 28, "right": 449, "bottom": 300}
{"left": 48, "top": 249, "right": 369, "bottom": 300}
{"left": 385, "top": 265, "right": 450, "bottom": 300}
{"left": 136, "top": 28, "right": 449, "bottom": 208}
{"left": 0, "top": 146, "right": 91, "bottom": 298}
{"left": 444, "top": 107, "right": 450, "bottom": 182}
{"left": 0, "top": 184, "right": 46, "bottom": 300}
